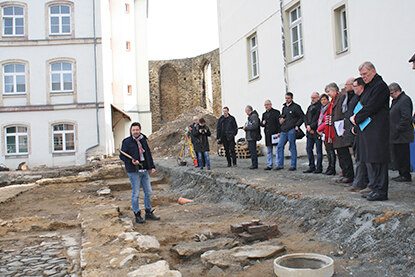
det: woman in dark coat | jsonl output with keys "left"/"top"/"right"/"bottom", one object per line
{"left": 324, "top": 83, "right": 354, "bottom": 182}
{"left": 192, "top": 118, "right": 211, "bottom": 170}
{"left": 317, "top": 94, "right": 335, "bottom": 175}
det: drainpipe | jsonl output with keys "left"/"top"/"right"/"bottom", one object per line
{"left": 279, "top": 0, "right": 289, "bottom": 92}
{"left": 85, "top": 0, "right": 100, "bottom": 162}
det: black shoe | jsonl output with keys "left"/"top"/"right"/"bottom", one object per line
{"left": 394, "top": 176, "right": 411, "bottom": 182}
{"left": 314, "top": 169, "right": 323, "bottom": 174}
{"left": 145, "top": 209, "right": 160, "bottom": 220}
{"left": 249, "top": 165, "right": 258, "bottom": 169}
{"left": 134, "top": 211, "right": 145, "bottom": 224}
{"left": 264, "top": 167, "right": 272, "bottom": 171}
{"left": 391, "top": 176, "right": 400, "bottom": 181}
{"left": 325, "top": 170, "right": 336, "bottom": 176}
{"left": 303, "top": 169, "right": 315, "bottom": 173}
{"left": 207, "top": 167, "right": 211, "bottom": 170}
{"left": 227, "top": 164, "right": 232, "bottom": 167}
{"left": 233, "top": 164, "right": 237, "bottom": 167}
{"left": 366, "top": 193, "right": 388, "bottom": 201}
{"left": 288, "top": 167, "right": 296, "bottom": 171}
{"left": 274, "top": 167, "right": 284, "bottom": 171}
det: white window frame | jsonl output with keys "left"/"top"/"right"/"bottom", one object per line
{"left": 3, "top": 63, "right": 26, "bottom": 95}
{"left": 340, "top": 8, "right": 348, "bottom": 51}
{"left": 52, "top": 123, "right": 76, "bottom": 153}
{"left": 50, "top": 62, "right": 73, "bottom": 93}
{"left": 249, "top": 34, "right": 259, "bottom": 79}
{"left": 2, "top": 6, "right": 24, "bottom": 37}
{"left": 289, "top": 5, "right": 303, "bottom": 60}
{"left": 49, "top": 4, "right": 71, "bottom": 35}
{"left": 5, "top": 125, "right": 28, "bottom": 155}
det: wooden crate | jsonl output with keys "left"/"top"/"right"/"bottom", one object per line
{"left": 218, "top": 144, "right": 262, "bottom": 159}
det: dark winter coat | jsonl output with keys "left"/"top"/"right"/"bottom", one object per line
{"left": 355, "top": 74, "right": 390, "bottom": 163}
{"left": 120, "top": 134, "right": 155, "bottom": 172}
{"left": 217, "top": 114, "right": 238, "bottom": 142}
{"left": 192, "top": 124, "right": 211, "bottom": 153}
{"left": 304, "top": 101, "right": 322, "bottom": 138}
{"left": 331, "top": 93, "right": 351, "bottom": 149}
{"left": 261, "top": 108, "right": 281, "bottom": 146}
{"left": 343, "top": 93, "right": 360, "bottom": 145}
{"left": 280, "top": 102, "right": 304, "bottom": 132}
{"left": 390, "top": 92, "right": 414, "bottom": 144}
{"left": 245, "top": 110, "right": 261, "bottom": 141}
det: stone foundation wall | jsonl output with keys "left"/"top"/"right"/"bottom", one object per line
{"left": 149, "top": 49, "right": 222, "bottom": 132}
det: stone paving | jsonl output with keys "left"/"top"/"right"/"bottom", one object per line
{"left": 0, "top": 235, "right": 72, "bottom": 277}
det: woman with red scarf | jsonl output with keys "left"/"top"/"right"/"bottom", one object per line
{"left": 317, "top": 94, "right": 336, "bottom": 175}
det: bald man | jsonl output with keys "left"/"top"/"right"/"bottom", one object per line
{"left": 303, "top": 92, "right": 322, "bottom": 173}
{"left": 261, "top": 100, "right": 281, "bottom": 170}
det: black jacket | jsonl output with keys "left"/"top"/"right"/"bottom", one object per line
{"left": 120, "top": 134, "right": 155, "bottom": 172}
{"left": 304, "top": 101, "right": 321, "bottom": 138}
{"left": 280, "top": 102, "right": 304, "bottom": 132}
{"left": 261, "top": 108, "right": 281, "bottom": 146}
{"left": 192, "top": 124, "right": 211, "bottom": 152}
{"left": 390, "top": 92, "right": 414, "bottom": 144}
{"left": 245, "top": 110, "right": 261, "bottom": 141}
{"left": 217, "top": 114, "right": 238, "bottom": 142}
{"left": 355, "top": 74, "right": 390, "bottom": 163}
{"left": 343, "top": 94, "right": 360, "bottom": 145}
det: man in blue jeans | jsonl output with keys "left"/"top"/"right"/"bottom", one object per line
{"left": 120, "top": 122, "right": 160, "bottom": 224}
{"left": 276, "top": 92, "right": 305, "bottom": 171}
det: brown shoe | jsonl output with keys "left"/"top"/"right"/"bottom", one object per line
{"left": 337, "top": 177, "right": 354, "bottom": 184}
{"left": 359, "top": 188, "right": 372, "bottom": 194}
{"left": 348, "top": 186, "right": 361, "bottom": 192}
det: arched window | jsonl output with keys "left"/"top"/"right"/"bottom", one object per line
{"left": 2, "top": 5, "right": 24, "bottom": 36}
{"left": 49, "top": 4, "right": 71, "bottom": 35}
{"left": 5, "top": 125, "right": 28, "bottom": 155}
{"left": 52, "top": 123, "right": 75, "bottom": 152}
{"left": 50, "top": 62, "right": 73, "bottom": 92}
{"left": 3, "top": 63, "right": 26, "bottom": 94}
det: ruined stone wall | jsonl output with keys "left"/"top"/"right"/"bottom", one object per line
{"left": 149, "top": 49, "right": 222, "bottom": 132}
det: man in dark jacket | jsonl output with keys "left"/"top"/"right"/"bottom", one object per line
{"left": 243, "top": 105, "right": 261, "bottom": 169}
{"left": 348, "top": 77, "right": 369, "bottom": 193}
{"left": 192, "top": 118, "right": 211, "bottom": 170}
{"left": 261, "top": 100, "right": 281, "bottom": 170}
{"left": 389, "top": 82, "right": 413, "bottom": 182}
{"left": 303, "top": 92, "right": 322, "bottom": 173}
{"left": 351, "top": 62, "right": 390, "bottom": 201}
{"left": 217, "top": 107, "right": 238, "bottom": 167}
{"left": 120, "top": 122, "right": 159, "bottom": 224}
{"left": 276, "top": 92, "right": 304, "bottom": 171}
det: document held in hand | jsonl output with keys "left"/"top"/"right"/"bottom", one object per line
{"left": 353, "top": 102, "right": 372, "bottom": 131}
{"left": 334, "top": 120, "right": 344, "bottom": 136}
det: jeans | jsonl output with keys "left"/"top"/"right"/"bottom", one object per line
{"left": 306, "top": 137, "right": 323, "bottom": 170}
{"left": 277, "top": 128, "right": 297, "bottom": 168}
{"left": 127, "top": 171, "right": 152, "bottom": 213}
{"left": 248, "top": 140, "right": 258, "bottom": 167}
{"left": 266, "top": 145, "right": 278, "bottom": 168}
{"left": 198, "top": 151, "right": 211, "bottom": 168}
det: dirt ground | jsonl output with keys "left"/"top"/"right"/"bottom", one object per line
{"left": 0, "top": 168, "right": 350, "bottom": 277}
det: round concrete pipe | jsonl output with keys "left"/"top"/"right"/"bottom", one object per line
{"left": 274, "top": 253, "right": 334, "bottom": 277}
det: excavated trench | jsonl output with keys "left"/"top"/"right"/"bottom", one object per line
{"left": 0, "top": 159, "right": 414, "bottom": 276}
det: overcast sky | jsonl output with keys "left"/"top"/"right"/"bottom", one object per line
{"left": 147, "top": 0, "right": 219, "bottom": 60}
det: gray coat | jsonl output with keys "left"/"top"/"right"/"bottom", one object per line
{"left": 390, "top": 92, "right": 414, "bottom": 144}
{"left": 245, "top": 110, "right": 261, "bottom": 141}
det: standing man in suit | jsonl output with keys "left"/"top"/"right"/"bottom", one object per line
{"left": 350, "top": 62, "right": 390, "bottom": 201}
{"left": 217, "top": 107, "right": 238, "bottom": 167}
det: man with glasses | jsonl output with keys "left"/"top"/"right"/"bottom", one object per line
{"left": 261, "top": 100, "right": 281, "bottom": 170}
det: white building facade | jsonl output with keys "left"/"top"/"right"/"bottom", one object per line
{"left": 0, "top": 0, "right": 151, "bottom": 168}
{"left": 217, "top": 0, "right": 415, "bottom": 141}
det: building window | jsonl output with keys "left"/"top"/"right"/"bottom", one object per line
{"left": 126, "top": 41, "right": 131, "bottom": 51}
{"left": 248, "top": 34, "right": 259, "bottom": 79}
{"left": 125, "top": 3, "right": 130, "bottom": 13}
{"left": 3, "top": 63, "right": 26, "bottom": 94}
{"left": 5, "top": 125, "right": 28, "bottom": 155}
{"left": 127, "top": 85, "right": 132, "bottom": 95}
{"left": 50, "top": 62, "right": 73, "bottom": 93}
{"left": 52, "top": 123, "right": 75, "bottom": 152}
{"left": 334, "top": 5, "right": 348, "bottom": 53}
{"left": 2, "top": 6, "right": 24, "bottom": 36}
{"left": 49, "top": 5, "right": 71, "bottom": 35}
{"left": 289, "top": 5, "right": 303, "bottom": 59}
